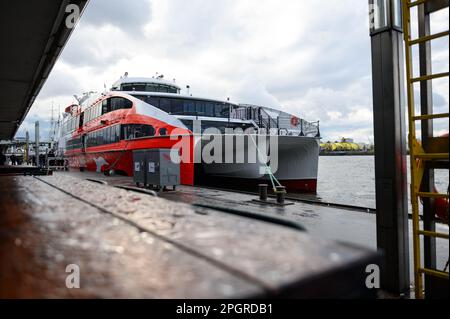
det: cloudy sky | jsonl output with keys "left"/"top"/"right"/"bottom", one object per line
{"left": 17, "top": 0, "right": 448, "bottom": 143}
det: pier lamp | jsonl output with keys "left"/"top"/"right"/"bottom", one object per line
{"left": 368, "top": 0, "right": 409, "bottom": 295}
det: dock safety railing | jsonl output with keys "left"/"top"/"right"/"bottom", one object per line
{"left": 402, "top": 0, "right": 449, "bottom": 299}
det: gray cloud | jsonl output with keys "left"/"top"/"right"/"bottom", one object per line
{"left": 17, "top": 0, "right": 448, "bottom": 143}
{"left": 37, "top": 67, "right": 85, "bottom": 99}
{"left": 82, "top": 0, "right": 152, "bottom": 34}
{"left": 433, "top": 92, "right": 447, "bottom": 107}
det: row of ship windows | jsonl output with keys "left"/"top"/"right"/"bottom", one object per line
{"left": 65, "top": 124, "right": 168, "bottom": 150}
{"left": 62, "top": 116, "right": 80, "bottom": 135}
{"left": 84, "top": 97, "right": 133, "bottom": 123}
{"left": 63, "top": 95, "right": 235, "bottom": 137}
{"left": 132, "top": 95, "right": 232, "bottom": 118}
{"left": 62, "top": 97, "right": 133, "bottom": 136}
{"left": 121, "top": 83, "right": 179, "bottom": 94}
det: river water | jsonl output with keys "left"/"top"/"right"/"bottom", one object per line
{"left": 317, "top": 155, "right": 449, "bottom": 210}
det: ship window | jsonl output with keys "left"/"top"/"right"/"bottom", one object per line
{"left": 95, "top": 131, "right": 100, "bottom": 146}
{"left": 97, "top": 102, "right": 102, "bottom": 117}
{"left": 110, "top": 126, "right": 115, "bottom": 144}
{"left": 122, "top": 83, "right": 146, "bottom": 91}
{"left": 198, "top": 120, "right": 253, "bottom": 134}
{"left": 159, "top": 98, "right": 171, "bottom": 113}
{"left": 110, "top": 97, "right": 133, "bottom": 111}
{"left": 115, "top": 125, "right": 121, "bottom": 142}
{"left": 88, "top": 131, "right": 93, "bottom": 146}
{"left": 109, "top": 126, "right": 114, "bottom": 143}
{"left": 102, "top": 99, "right": 109, "bottom": 114}
{"left": 66, "top": 137, "right": 82, "bottom": 150}
{"left": 214, "top": 103, "right": 227, "bottom": 117}
{"left": 122, "top": 124, "right": 155, "bottom": 140}
{"left": 148, "top": 97, "right": 160, "bottom": 107}
{"left": 183, "top": 100, "right": 195, "bottom": 114}
{"left": 195, "top": 101, "right": 206, "bottom": 115}
{"left": 204, "top": 102, "right": 214, "bottom": 117}
{"left": 129, "top": 95, "right": 232, "bottom": 118}
{"left": 99, "top": 130, "right": 103, "bottom": 145}
{"left": 110, "top": 126, "right": 115, "bottom": 143}
{"left": 171, "top": 99, "right": 183, "bottom": 114}
{"left": 157, "top": 85, "right": 169, "bottom": 93}
{"left": 180, "top": 120, "right": 193, "bottom": 131}
{"left": 104, "top": 127, "right": 110, "bottom": 144}
{"left": 85, "top": 126, "right": 121, "bottom": 147}
{"left": 146, "top": 84, "right": 158, "bottom": 92}
{"left": 102, "top": 128, "right": 106, "bottom": 144}
{"left": 134, "top": 95, "right": 146, "bottom": 102}
{"left": 159, "top": 127, "right": 167, "bottom": 136}
{"left": 89, "top": 131, "right": 94, "bottom": 146}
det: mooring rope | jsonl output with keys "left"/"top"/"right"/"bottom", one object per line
{"left": 248, "top": 133, "right": 283, "bottom": 192}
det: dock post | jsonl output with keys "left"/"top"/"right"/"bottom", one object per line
{"left": 275, "top": 186, "right": 286, "bottom": 204}
{"left": 25, "top": 131, "right": 29, "bottom": 164}
{"left": 258, "top": 184, "right": 268, "bottom": 201}
{"left": 368, "top": 0, "right": 410, "bottom": 294}
{"left": 35, "top": 121, "right": 40, "bottom": 167}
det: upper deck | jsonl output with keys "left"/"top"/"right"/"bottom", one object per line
{"left": 111, "top": 76, "right": 181, "bottom": 94}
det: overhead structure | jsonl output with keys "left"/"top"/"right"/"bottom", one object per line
{"left": 0, "top": 0, "right": 89, "bottom": 140}
{"left": 402, "top": 0, "right": 449, "bottom": 299}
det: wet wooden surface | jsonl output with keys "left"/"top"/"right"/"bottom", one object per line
{"left": 0, "top": 175, "right": 379, "bottom": 298}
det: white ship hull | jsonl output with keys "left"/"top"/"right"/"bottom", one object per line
{"left": 198, "top": 134, "right": 320, "bottom": 193}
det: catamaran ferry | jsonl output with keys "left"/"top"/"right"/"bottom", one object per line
{"left": 57, "top": 74, "right": 320, "bottom": 192}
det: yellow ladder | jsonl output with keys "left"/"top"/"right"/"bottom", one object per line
{"left": 402, "top": 0, "right": 449, "bottom": 298}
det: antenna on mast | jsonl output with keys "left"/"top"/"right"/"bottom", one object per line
{"left": 49, "top": 101, "right": 54, "bottom": 142}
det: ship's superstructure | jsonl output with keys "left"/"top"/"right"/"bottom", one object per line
{"left": 58, "top": 74, "right": 320, "bottom": 192}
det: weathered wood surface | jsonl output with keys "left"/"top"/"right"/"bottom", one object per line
{"left": 0, "top": 175, "right": 378, "bottom": 298}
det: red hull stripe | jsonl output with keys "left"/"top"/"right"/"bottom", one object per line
{"left": 278, "top": 179, "right": 317, "bottom": 193}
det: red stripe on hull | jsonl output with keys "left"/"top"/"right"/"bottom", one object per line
{"left": 278, "top": 179, "right": 317, "bottom": 193}
{"left": 196, "top": 175, "right": 317, "bottom": 194}
{"left": 66, "top": 136, "right": 195, "bottom": 186}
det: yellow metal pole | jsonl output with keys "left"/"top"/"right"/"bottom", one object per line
{"left": 402, "top": 0, "right": 423, "bottom": 299}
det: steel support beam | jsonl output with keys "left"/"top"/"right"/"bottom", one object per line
{"left": 370, "top": 28, "right": 410, "bottom": 294}
{"left": 426, "top": 0, "right": 449, "bottom": 13}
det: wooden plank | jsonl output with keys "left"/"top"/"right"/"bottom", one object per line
{"left": 0, "top": 176, "right": 261, "bottom": 298}
{"left": 34, "top": 174, "right": 379, "bottom": 298}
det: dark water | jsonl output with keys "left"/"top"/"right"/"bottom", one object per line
{"left": 317, "top": 155, "right": 449, "bottom": 210}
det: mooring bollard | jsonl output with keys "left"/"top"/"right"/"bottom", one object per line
{"left": 276, "top": 186, "right": 286, "bottom": 204}
{"left": 258, "top": 184, "right": 268, "bottom": 201}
